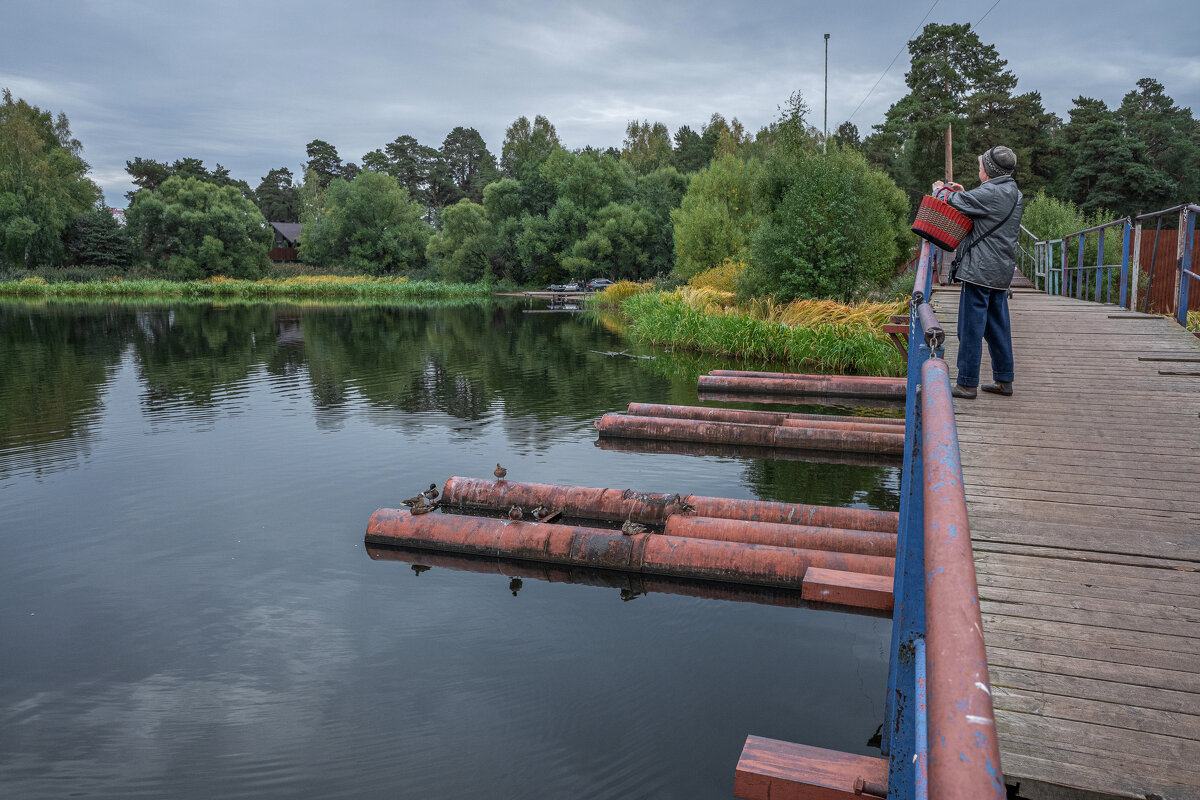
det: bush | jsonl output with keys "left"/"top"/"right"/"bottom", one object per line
{"left": 589, "top": 279, "right": 653, "bottom": 308}
{"left": 671, "top": 155, "right": 765, "bottom": 279}
{"left": 688, "top": 259, "right": 748, "bottom": 293}
{"left": 300, "top": 170, "right": 430, "bottom": 274}
{"left": 127, "top": 176, "right": 271, "bottom": 278}
{"left": 745, "top": 144, "right": 911, "bottom": 302}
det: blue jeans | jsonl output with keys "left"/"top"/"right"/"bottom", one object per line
{"left": 956, "top": 282, "right": 1014, "bottom": 388}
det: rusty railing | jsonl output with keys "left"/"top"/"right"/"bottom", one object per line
{"left": 881, "top": 240, "right": 1005, "bottom": 799}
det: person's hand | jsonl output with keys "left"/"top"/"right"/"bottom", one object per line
{"left": 932, "top": 180, "right": 945, "bottom": 193}
{"left": 947, "top": 181, "right": 964, "bottom": 192}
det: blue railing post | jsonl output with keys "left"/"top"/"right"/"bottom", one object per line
{"left": 1080, "top": 232, "right": 1089, "bottom": 298}
{"left": 1096, "top": 231, "right": 1105, "bottom": 303}
{"left": 1120, "top": 221, "right": 1132, "bottom": 309}
{"left": 1177, "top": 208, "right": 1197, "bottom": 326}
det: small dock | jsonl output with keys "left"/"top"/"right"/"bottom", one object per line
{"left": 934, "top": 288, "right": 1200, "bottom": 799}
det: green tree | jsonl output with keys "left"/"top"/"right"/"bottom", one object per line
{"left": 426, "top": 199, "right": 493, "bottom": 282}
{"left": 622, "top": 120, "right": 674, "bottom": 174}
{"left": 66, "top": 206, "right": 132, "bottom": 269}
{"left": 126, "top": 176, "right": 271, "bottom": 279}
{"left": 500, "top": 115, "right": 561, "bottom": 179}
{"left": 0, "top": 90, "right": 101, "bottom": 268}
{"left": 254, "top": 167, "right": 300, "bottom": 222}
{"left": 746, "top": 144, "right": 911, "bottom": 302}
{"left": 299, "top": 170, "right": 430, "bottom": 273}
{"left": 565, "top": 202, "right": 651, "bottom": 279}
{"left": 305, "top": 139, "right": 346, "bottom": 187}
{"left": 634, "top": 166, "right": 687, "bottom": 275}
{"left": 673, "top": 124, "right": 710, "bottom": 173}
{"left": 670, "top": 154, "right": 764, "bottom": 279}
{"left": 440, "top": 127, "right": 500, "bottom": 205}
{"left": 1116, "top": 78, "right": 1200, "bottom": 211}
{"left": 124, "top": 156, "right": 172, "bottom": 201}
{"left": 832, "top": 121, "right": 861, "bottom": 150}
{"left": 1055, "top": 97, "right": 1161, "bottom": 216}
{"left": 864, "top": 22, "right": 1019, "bottom": 203}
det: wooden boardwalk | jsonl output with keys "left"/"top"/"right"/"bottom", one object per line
{"left": 932, "top": 288, "right": 1200, "bottom": 800}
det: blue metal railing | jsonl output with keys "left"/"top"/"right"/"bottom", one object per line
{"left": 1032, "top": 202, "right": 1198, "bottom": 325}
{"left": 881, "top": 241, "right": 1004, "bottom": 800}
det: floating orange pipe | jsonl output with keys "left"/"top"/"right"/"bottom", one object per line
{"left": 663, "top": 515, "right": 896, "bottom": 557}
{"left": 697, "top": 373, "right": 906, "bottom": 400}
{"left": 441, "top": 477, "right": 899, "bottom": 533}
{"left": 365, "top": 508, "right": 894, "bottom": 586}
{"left": 442, "top": 476, "right": 688, "bottom": 524}
{"left": 593, "top": 436, "right": 902, "bottom": 468}
{"left": 625, "top": 402, "right": 905, "bottom": 428}
{"left": 595, "top": 414, "right": 905, "bottom": 455}
{"left": 778, "top": 417, "right": 907, "bottom": 435}
{"left": 696, "top": 391, "right": 904, "bottom": 410}
{"left": 710, "top": 369, "right": 907, "bottom": 384}
{"left": 685, "top": 495, "right": 897, "bottom": 532}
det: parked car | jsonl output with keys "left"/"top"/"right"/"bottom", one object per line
{"left": 586, "top": 278, "right": 615, "bottom": 291}
{"left": 562, "top": 282, "right": 582, "bottom": 292}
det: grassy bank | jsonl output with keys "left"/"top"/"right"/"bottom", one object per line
{"left": 0, "top": 275, "right": 492, "bottom": 300}
{"left": 613, "top": 287, "right": 906, "bottom": 376}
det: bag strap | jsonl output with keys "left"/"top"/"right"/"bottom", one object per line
{"left": 957, "top": 192, "right": 1019, "bottom": 260}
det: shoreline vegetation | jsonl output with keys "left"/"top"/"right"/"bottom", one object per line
{"left": 592, "top": 281, "right": 907, "bottom": 377}
{"left": 0, "top": 275, "right": 492, "bottom": 300}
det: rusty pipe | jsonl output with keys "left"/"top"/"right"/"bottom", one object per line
{"left": 365, "top": 508, "right": 890, "bottom": 589}
{"left": 779, "top": 418, "right": 907, "bottom": 435}
{"left": 684, "top": 495, "right": 897, "bottom": 533}
{"left": 595, "top": 414, "right": 904, "bottom": 455}
{"left": 625, "top": 402, "right": 903, "bottom": 427}
{"left": 440, "top": 477, "right": 899, "bottom": 532}
{"left": 663, "top": 515, "right": 896, "bottom": 558}
{"left": 697, "top": 374, "right": 906, "bottom": 400}
{"left": 709, "top": 370, "right": 905, "bottom": 384}
{"left": 921, "top": 357, "right": 1004, "bottom": 799}
{"left": 594, "top": 436, "right": 902, "bottom": 468}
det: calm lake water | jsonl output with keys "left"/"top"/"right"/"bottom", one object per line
{"left": 0, "top": 299, "right": 898, "bottom": 799}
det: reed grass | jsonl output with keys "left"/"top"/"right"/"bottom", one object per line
{"left": 1187, "top": 310, "right": 1199, "bottom": 332}
{"left": 588, "top": 280, "right": 655, "bottom": 309}
{"left": 0, "top": 275, "right": 492, "bottom": 300}
{"left": 619, "top": 289, "right": 906, "bottom": 376}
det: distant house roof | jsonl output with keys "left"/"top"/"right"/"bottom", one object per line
{"left": 269, "top": 222, "right": 302, "bottom": 244}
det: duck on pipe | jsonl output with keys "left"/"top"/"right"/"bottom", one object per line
{"left": 365, "top": 508, "right": 895, "bottom": 588}
{"left": 441, "top": 477, "right": 899, "bottom": 532}
{"left": 624, "top": 402, "right": 905, "bottom": 428}
{"left": 697, "top": 373, "right": 906, "bottom": 400}
{"left": 594, "top": 414, "right": 904, "bottom": 455}
{"left": 662, "top": 515, "right": 896, "bottom": 557}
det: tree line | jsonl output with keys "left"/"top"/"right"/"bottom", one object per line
{"left": 2, "top": 22, "right": 1197, "bottom": 298}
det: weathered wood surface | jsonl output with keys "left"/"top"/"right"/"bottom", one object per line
{"left": 932, "top": 289, "right": 1200, "bottom": 800}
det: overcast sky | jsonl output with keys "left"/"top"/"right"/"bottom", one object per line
{"left": 4, "top": 0, "right": 1198, "bottom": 206}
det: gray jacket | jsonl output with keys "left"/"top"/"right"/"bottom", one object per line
{"left": 946, "top": 175, "right": 1023, "bottom": 290}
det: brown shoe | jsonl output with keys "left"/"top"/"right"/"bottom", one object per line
{"left": 981, "top": 382, "right": 1013, "bottom": 396}
{"left": 951, "top": 384, "right": 977, "bottom": 399}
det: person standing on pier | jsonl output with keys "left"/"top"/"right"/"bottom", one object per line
{"left": 933, "top": 145, "right": 1023, "bottom": 399}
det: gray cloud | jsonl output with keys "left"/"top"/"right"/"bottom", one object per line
{"left": 3, "top": 0, "right": 1197, "bottom": 205}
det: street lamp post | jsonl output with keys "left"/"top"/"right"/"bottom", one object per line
{"left": 824, "top": 33, "right": 830, "bottom": 154}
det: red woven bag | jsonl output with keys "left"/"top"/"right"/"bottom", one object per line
{"left": 911, "top": 187, "right": 973, "bottom": 251}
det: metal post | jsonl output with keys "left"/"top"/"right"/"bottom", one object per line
{"left": 1096, "top": 230, "right": 1105, "bottom": 303}
{"left": 1175, "top": 208, "right": 1189, "bottom": 320}
{"left": 824, "top": 33, "right": 830, "bottom": 154}
{"left": 1076, "top": 233, "right": 1085, "bottom": 300}
{"left": 1129, "top": 221, "right": 1141, "bottom": 310}
{"left": 1177, "top": 208, "right": 1196, "bottom": 326}
{"left": 914, "top": 637, "right": 929, "bottom": 800}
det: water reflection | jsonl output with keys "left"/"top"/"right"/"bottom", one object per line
{"left": 0, "top": 298, "right": 896, "bottom": 799}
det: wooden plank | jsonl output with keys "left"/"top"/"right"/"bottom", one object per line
{"left": 987, "top": 665, "right": 1200, "bottom": 715}
{"left": 998, "top": 750, "right": 1198, "bottom": 800}
{"left": 986, "top": 645, "right": 1200, "bottom": 693}
{"left": 991, "top": 685, "right": 1200, "bottom": 739}
{"left": 733, "top": 736, "right": 886, "bottom": 800}
{"left": 995, "top": 712, "right": 1200, "bottom": 769}
{"left": 980, "top": 614, "right": 1200, "bottom": 657}
{"left": 982, "top": 628, "right": 1200, "bottom": 674}
{"left": 978, "top": 598, "right": 1200, "bottom": 638}
{"left": 975, "top": 572, "right": 1200, "bottom": 611}
{"left": 800, "top": 568, "right": 893, "bottom": 611}
{"left": 974, "top": 541, "right": 1200, "bottom": 572}
{"left": 979, "top": 584, "right": 1200, "bottom": 625}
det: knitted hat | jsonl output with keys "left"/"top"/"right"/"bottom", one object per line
{"left": 980, "top": 146, "right": 1016, "bottom": 178}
